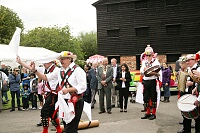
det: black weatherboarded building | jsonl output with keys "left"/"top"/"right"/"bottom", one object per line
{"left": 92, "top": 0, "right": 200, "bottom": 70}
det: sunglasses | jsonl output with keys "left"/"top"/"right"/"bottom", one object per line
{"left": 146, "top": 55, "right": 152, "bottom": 57}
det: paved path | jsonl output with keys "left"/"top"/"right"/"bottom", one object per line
{"left": 0, "top": 95, "right": 196, "bottom": 133}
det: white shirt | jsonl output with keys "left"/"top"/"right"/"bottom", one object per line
{"left": 37, "top": 65, "right": 60, "bottom": 92}
{"left": 140, "top": 58, "right": 162, "bottom": 81}
{"left": 0, "top": 71, "right": 8, "bottom": 89}
{"left": 112, "top": 65, "right": 117, "bottom": 78}
{"left": 47, "top": 62, "right": 87, "bottom": 99}
{"left": 122, "top": 71, "right": 126, "bottom": 88}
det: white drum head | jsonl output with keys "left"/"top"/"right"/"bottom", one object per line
{"left": 177, "top": 94, "right": 197, "bottom": 112}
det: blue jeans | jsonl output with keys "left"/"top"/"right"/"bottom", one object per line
{"left": 162, "top": 84, "right": 171, "bottom": 97}
{"left": 2, "top": 91, "right": 8, "bottom": 101}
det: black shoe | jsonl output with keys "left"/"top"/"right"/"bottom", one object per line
{"left": 124, "top": 109, "right": 127, "bottom": 112}
{"left": 99, "top": 111, "right": 106, "bottom": 114}
{"left": 10, "top": 109, "right": 15, "bottom": 112}
{"left": 177, "top": 129, "right": 191, "bottom": 133}
{"left": 141, "top": 114, "right": 151, "bottom": 119}
{"left": 91, "top": 106, "right": 94, "bottom": 109}
{"left": 107, "top": 111, "right": 112, "bottom": 114}
{"left": 141, "top": 109, "right": 146, "bottom": 112}
{"left": 148, "top": 114, "right": 156, "bottom": 120}
{"left": 111, "top": 105, "right": 115, "bottom": 108}
{"left": 120, "top": 109, "right": 123, "bottom": 112}
{"left": 3, "top": 101, "right": 8, "bottom": 104}
{"left": 18, "top": 108, "right": 22, "bottom": 111}
{"left": 37, "top": 122, "right": 42, "bottom": 126}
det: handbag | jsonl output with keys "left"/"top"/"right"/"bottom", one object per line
{"left": 2, "top": 84, "right": 9, "bottom": 92}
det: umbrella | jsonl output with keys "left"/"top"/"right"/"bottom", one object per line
{"left": 86, "top": 54, "right": 105, "bottom": 64}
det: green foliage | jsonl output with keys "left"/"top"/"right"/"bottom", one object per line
{"left": 0, "top": 5, "right": 24, "bottom": 44}
{"left": 77, "top": 31, "right": 97, "bottom": 60}
{"left": 20, "top": 25, "right": 84, "bottom": 60}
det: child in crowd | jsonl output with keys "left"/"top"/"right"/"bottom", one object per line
{"left": 21, "top": 83, "right": 30, "bottom": 111}
{"left": 37, "top": 78, "right": 44, "bottom": 110}
{"left": 29, "top": 73, "right": 38, "bottom": 110}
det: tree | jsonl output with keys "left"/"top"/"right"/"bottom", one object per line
{"left": 77, "top": 31, "right": 97, "bottom": 60}
{"left": 0, "top": 5, "right": 24, "bottom": 44}
{"left": 20, "top": 25, "right": 84, "bottom": 60}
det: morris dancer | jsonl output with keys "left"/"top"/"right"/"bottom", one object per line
{"left": 16, "top": 57, "right": 62, "bottom": 133}
{"left": 140, "top": 45, "right": 162, "bottom": 120}
{"left": 177, "top": 54, "right": 200, "bottom": 133}
{"left": 29, "top": 51, "right": 86, "bottom": 133}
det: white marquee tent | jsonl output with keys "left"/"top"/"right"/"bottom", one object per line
{"left": 0, "top": 44, "right": 58, "bottom": 68}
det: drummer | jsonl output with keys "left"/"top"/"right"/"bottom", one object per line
{"left": 140, "top": 45, "right": 162, "bottom": 120}
{"left": 177, "top": 54, "right": 200, "bottom": 133}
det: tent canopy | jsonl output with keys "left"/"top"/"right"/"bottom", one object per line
{"left": 0, "top": 44, "right": 57, "bottom": 68}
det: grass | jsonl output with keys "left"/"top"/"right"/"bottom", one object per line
{"left": 2, "top": 91, "right": 23, "bottom": 110}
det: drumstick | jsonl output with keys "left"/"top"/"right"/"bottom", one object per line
{"left": 178, "top": 102, "right": 195, "bottom": 105}
{"left": 178, "top": 94, "right": 192, "bottom": 102}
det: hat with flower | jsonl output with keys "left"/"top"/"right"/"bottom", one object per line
{"left": 58, "top": 51, "right": 77, "bottom": 60}
{"left": 186, "top": 54, "right": 195, "bottom": 60}
{"left": 144, "top": 45, "right": 154, "bottom": 55}
{"left": 178, "top": 56, "right": 187, "bottom": 62}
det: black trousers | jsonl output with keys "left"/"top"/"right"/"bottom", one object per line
{"left": 22, "top": 97, "right": 29, "bottom": 109}
{"left": 143, "top": 79, "right": 157, "bottom": 103}
{"left": 63, "top": 98, "right": 84, "bottom": 133}
{"left": 119, "top": 87, "right": 129, "bottom": 109}
{"left": 30, "top": 93, "right": 37, "bottom": 108}
{"left": 41, "top": 93, "right": 58, "bottom": 119}
{"left": 183, "top": 116, "right": 200, "bottom": 132}
{"left": 11, "top": 90, "right": 20, "bottom": 109}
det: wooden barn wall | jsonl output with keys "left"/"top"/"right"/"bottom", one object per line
{"left": 95, "top": 0, "right": 200, "bottom": 57}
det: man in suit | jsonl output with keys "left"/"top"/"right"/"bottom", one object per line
{"left": 111, "top": 58, "right": 121, "bottom": 108}
{"left": 97, "top": 58, "right": 113, "bottom": 114}
{"left": 88, "top": 62, "right": 98, "bottom": 109}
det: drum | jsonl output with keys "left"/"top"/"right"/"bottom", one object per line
{"left": 177, "top": 94, "right": 199, "bottom": 119}
{"left": 144, "top": 65, "right": 161, "bottom": 77}
{"left": 177, "top": 71, "right": 188, "bottom": 92}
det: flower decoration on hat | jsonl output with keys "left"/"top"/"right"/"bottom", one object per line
{"left": 59, "top": 51, "right": 77, "bottom": 60}
{"left": 178, "top": 56, "right": 186, "bottom": 62}
{"left": 195, "top": 51, "right": 200, "bottom": 61}
{"left": 144, "top": 45, "right": 154, "bottom": 55}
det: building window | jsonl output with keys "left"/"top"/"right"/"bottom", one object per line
{"left": 107, "top": 4, "right": 119, "bottom": 12}
{"left": 167, "top": 54, "right": 181, "bottom": 62}
{"left": 135, "top": 27, "right": 148, "bottom": 37}
{"left": 107, "top": 29, "right": 119, "bottom": 37}
{"left": 135, "top": 0, "right": 147, "bottom": 9}
{"left": 166, "top": 24, "right": 181, "bottom": 35}
{"left": 166, "top": 0, "right": 179, "bottom": 6}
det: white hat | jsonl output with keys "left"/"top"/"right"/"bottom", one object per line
{"left": 144, "top": 45, "right": 154, "bottom": 55}
{"left": 186, "top": 54, "right": 195, "bottom": 60}
{"left": 58, "top": 51, "right": 77, "bottom": 60}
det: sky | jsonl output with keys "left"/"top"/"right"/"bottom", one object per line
{"left": 1, "top": 0, "right": 98, "bottom": 36}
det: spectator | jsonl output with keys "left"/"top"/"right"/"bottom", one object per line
{"left": 88, "top": 62, "right": 98, "bottom": 109}
{"left": 37, "top": 78, "right": 44, "bottom": 110}
{"left": 29, "top": 73, "right": 38, "bottom": 110}
{"left": 96, "top": 58, "right": 113, "bottom": 114}
{"left": 161, "top": 62, "right": 171, "bottom": 103}
{"left": 21, "top": 83, "right": 30, "bottom": 111}
{"left": 0, "top": 63, "right": 9, "bottom": 76}
{"left": 9, "top": 67, "right": 22, "bottom": 112}
{"left": 0, "top": 71, "right": 8, "bottom": 112}
{"left": 21, "top": 67, "right": 30, "bottom": 87}
{"left": 83, "top": 64, "right": 91, "bottom": 103}
{"left": 116, "top": 63, "right": 132, "bottom": 112}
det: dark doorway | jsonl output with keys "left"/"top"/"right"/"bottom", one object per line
{"left": 107, "top": 55, "right": 120, "bottom": 65}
